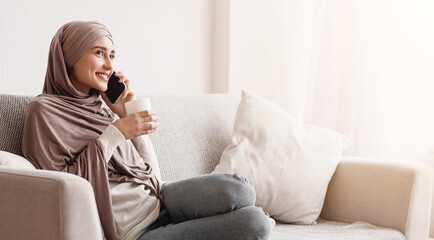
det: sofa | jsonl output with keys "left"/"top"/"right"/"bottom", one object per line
{"left": 0, "top": 93, "right": 432, "bottom": 240}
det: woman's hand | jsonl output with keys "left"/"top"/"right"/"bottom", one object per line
{"left": 101, "top": 71, "right": 135, "bottom": 118}
{"left": 113, "top": 110, "right": 159, "bottom": 139}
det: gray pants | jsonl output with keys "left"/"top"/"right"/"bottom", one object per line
{"left": 137, "top": 173, "right": 272, "bottom": 240}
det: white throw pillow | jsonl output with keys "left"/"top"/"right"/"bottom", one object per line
{"left": 0, "top": 151, "right": 36, "bottom": 169}
{"left": 213, "top": 90, "right": 350, "bottom": 224}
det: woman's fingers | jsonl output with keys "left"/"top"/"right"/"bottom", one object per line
{"left": 137, "top": 120, "right": 159, "bottom": 135}
{"left": 123, "top": 90, "right": 135, "bottom": 102}
{"left": 138, "top": 109, "right": 155, "bottom": 117}
{"left": 115, "top": 71, "right": 124, "bottom": 79}
{"left": 142, "top": 114, "right": 158, "bottom": 122}
{"left": 134, "top": 112, "right": 159, "bottom": 131}
{"left": 137, "top": 113, "right": 159, "bottom": 125}
{"left": 114, "top": 119, "right": 157, "bottom": 139}
{"left": 142, "top": 122, "right": 159, "bottom": 133}
{"left": 113, "top": 110, "right": 159, "bottom": 139}
{"left": 138, "top": 112, "right": 158, "bottom": 124}
{"left": 115, "top": 71, "right": 132, "bottom": 100}
{"left": 116, "top": 71, "right": 127, "bottom": 84}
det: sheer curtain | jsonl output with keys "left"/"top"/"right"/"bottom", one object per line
{"left": 310, "top": 0, "right": 434, "bottom": 163}
{"left": 228, "top": 0, "right": 434, "bottom": 163}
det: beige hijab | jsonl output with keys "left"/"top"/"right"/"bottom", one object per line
{"left": 22, "top": 21, "right": 161, "bottom": 240}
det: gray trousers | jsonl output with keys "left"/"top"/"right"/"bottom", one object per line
{"left": 137, "top": 173, "right": 272, "bottom": 240}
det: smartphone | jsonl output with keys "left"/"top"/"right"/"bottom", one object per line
{"left": 105, "top": 71, "right": 126, "bottom": 104}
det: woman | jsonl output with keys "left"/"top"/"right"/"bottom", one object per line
{"left": 21, "top": 21, "right": 273, "bottom": 240}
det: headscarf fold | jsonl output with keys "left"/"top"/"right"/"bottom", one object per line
{"left": 22, "top": 21, "right": 161, "bottom": 240}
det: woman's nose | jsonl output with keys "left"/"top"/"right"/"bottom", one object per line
{"left": 104, "top": 57, "right": 113, "bottom": 70}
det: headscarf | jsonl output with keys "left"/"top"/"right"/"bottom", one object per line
{"left": 22, "top": 21, "right": 161, "bottom": 240}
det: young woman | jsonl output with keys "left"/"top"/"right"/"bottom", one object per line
{"left": 22, "top": 21, "right": 273, "bottom": 240}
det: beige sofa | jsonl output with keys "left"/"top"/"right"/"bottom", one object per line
{"left": 0, "top": 94, "right": 432, "bottom": 240}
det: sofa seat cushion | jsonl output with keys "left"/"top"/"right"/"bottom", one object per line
{"left": 269, "top": 218, "right": 405, "bottom": 240}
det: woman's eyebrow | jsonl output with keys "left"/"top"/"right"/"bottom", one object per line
{"left": 92, "top": 46, "right": 115, "bottom": 53}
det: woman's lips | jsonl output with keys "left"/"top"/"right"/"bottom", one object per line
{"left": 96, "top": 72, "right": 109, "bottom": 82}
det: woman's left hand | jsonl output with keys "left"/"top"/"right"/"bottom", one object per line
{"left": 101, "top": 71, "right": 135, "bottom": 118}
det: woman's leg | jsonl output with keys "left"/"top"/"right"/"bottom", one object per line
{"left": 161, "top": 173, "right": 257, "bottom": 223}
{"left": 137, "top": 206, "right": 272, "bottom": 240}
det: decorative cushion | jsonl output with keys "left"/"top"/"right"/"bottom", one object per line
{"left": 0, "top": 150, "right": 35, "bottom": 169}
{"left": 213, "top": 90, "right": 350, "bottom": 224}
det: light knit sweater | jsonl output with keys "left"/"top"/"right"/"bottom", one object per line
{"left": 98, "top": 125, "right": 162, "bottom": 240}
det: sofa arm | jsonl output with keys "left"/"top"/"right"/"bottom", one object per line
{"left": 320, "top": 156, "right": 433, "bottom": 240}
{"left": 0, "top": 166, "right": 103, "bottom": 240}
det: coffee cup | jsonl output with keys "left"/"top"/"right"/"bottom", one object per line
{"left": 125, "top": 97, "right": 152, "bottom": 115}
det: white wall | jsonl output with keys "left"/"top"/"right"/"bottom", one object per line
{"left": 0, "top": 0, "right": 228, "bottom": 96}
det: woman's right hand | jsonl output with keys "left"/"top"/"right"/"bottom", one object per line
{"left": 113, "top": 110, "right": 159, "bottom": 139}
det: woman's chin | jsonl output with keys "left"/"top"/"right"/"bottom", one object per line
{"left": 90, "top": 87, "right": 107, "bottom": 95}
{"left": 97, "top": 85, "right": 108, "bottom": 92}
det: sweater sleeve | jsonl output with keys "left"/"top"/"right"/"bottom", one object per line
{"left": 131, "top": 135, "right": 163, "bottom": 183}
{"left": 98, "top": 124, "right": 126, "bottom": 163}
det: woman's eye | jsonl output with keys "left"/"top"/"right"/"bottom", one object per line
{"left": 110, "top": 55, "right": 115, "bottom": 60}
{"left": 96, "top": 50, "right": 104, "bottom": 56}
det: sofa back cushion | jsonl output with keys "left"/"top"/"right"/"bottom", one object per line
{"left": 0, "top": 94, "right": 239, "bottom": 181}
{"left": 0, "top": 94, "right": 33, "bottom": 156}
{"left": 148, "top": 94, "right": 239, "bottom": 181}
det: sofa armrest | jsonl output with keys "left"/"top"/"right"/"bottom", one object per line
{"left": 320, "top": 156, "right": 433, "bottom": 240}
{"left": 0, "top": 166, "right": 102, "bottom": 240}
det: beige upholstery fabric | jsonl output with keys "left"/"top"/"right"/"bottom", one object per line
{"left": 0, "top": 166, "right": 102, "bottom": 240}
{"left": 0, "top": 150, "right": 35, "bottom": 169}
{"left": 146, "top": 94, "right": 240, "bottom": 181}
{"left": 270, "top": 219, "right": 405, "bottom": 240}
{"left": 321, "top": 156, "right": 433, "bottom": 240}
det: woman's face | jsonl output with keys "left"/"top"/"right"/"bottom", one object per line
{"left": 69, "top": 36, "right": 115, "bottom": 94}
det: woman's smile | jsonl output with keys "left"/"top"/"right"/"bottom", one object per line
{"left": 96, "top": 72, "right": 110, "bottom": 82}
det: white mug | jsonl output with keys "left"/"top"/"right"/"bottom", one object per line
{"left": 125, "top": 97, "right": 152, "bottom": 115}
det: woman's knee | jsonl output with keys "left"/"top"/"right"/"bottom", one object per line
{"left": 236, "top": 206, "right": 273, "bottom": 240}
{"left": 160, "top": 173, "right": 256, "bottom": 222}
{"left": 211, "top": 173, "right": 256, "bottom": 209}
{"left": 216, "top": 173, "right": 256, "bottom": 204}
{"left": 163, "top": 173, "right": 256, "bottom": 207}
{"left": 162, "top": 173, "right": 255, "bottom": 203}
